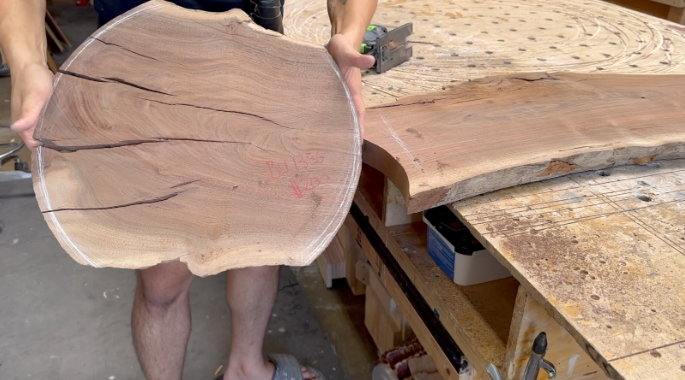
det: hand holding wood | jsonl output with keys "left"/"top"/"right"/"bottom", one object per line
{"left": 10, "top": 63, "right": 54, "bottom": 151}
{"left": 326, "top": 33, "right": 375, "bottom": 136}
{"left": 33, "top": 0, "right": 361, "bottom": 275}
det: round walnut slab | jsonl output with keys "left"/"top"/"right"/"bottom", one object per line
{"left": 33, "top": 0, "right": 361, "bottom": 276}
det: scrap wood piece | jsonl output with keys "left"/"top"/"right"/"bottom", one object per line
{"left": 45, "top": 23, "right": 65, "bottom": 53}
{"left": 45, "top": 10, "right": 71, "bottom": 47}
{"left": 33, "top": 0, "right": 361, "bottom": 276}
{"left": 46, "top": 48, "right": 58, "bottom": 74}
{"left": 363, "top": 72, "right": 685, "bottom": 213}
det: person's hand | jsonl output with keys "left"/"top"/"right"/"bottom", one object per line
{"left": 10, "top": 62, "right": 54, "bottom": 151}
{"left": 326, "top": 33, "right": 375, "bottom": 138}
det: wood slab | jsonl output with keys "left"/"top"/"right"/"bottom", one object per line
{"left": 33, "top": 0, "right": 361, "bottom": 276}
{"left": 452, "top": 159, "right": 685, "bottom": 379}
{"left": 285, "top": 0, "right": 685, "bottom": 212}
{"left": 362, "top": 72, "right": 685, "bottom": 213}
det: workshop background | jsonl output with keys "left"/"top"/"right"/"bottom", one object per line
{"left": 2, "top": 0, "right": 685, "bottom": 379}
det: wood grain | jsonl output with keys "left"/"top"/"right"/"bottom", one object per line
{"left": 452, "top": 159, "right": 685, "bottom": 379}
{"left": 363, "top": 72, "right": 685, "bottom": 213}
{"left": 285, "top": 0, "right": 685, "bottom": 107}
{"left": 33, "top": 0, "right": 361, "bottom": 275}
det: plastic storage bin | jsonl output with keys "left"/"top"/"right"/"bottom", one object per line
{"left": 423, "top": 206, "right": 511, "bottom": 286}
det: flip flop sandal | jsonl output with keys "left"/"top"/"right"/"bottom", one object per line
{"left": 269, "top": 354, "right": 327, "bottom": 380}
{"left": 214, "top": 353, "right": 327, "bottom": 380}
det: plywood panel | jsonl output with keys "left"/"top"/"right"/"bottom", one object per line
{"left": 505, "top": 286, "right": 607, "bottom": 380}
{"left": 453, "top": 159, "right": 685, "bottom": 379}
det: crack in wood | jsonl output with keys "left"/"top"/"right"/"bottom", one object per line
{"left": 92, "top": 37, "right": 161, "bottom": 62}
{"left": 509, "top": 75, "right": 558, "bottom": 82}
{"left": 37, "top": 137, "right": 251, "bottom": 152}
{"left": 139, "top": 98, "right": 301, "bottom": 130}
{"left": 103, "top": 77, "right": 175, "bottom": 96}
{"left": 371, "top": 97, "right": 487, "bottom": 109}
{"left": 58, "top": 70, "right": 175, "bottom": 96}
{"left": 59, "top": 69, "right": 107, "bottom": 83}
{"left": 42, "top": 191, "right": 182, "bottom": 213}
{"left": 169, "top": 179, "right": 200, "bottom": 188}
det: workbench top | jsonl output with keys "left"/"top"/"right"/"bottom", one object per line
{"left": 284, "top": 0, "right": 685, "bottom": 377}
{"left": 452, "top": 160, "right": 685, "bottom": 379}
{"left": 286, "top": 0, "right": 685, "bottom": 107}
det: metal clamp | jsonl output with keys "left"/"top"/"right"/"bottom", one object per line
{"left": 0, "top": 142, "right": 24, "bottom": 161}
{"left": 0, "top": 142, "right": 29, "bottom": 172}
{"left": 523, "top": 332, "right": 557, "bottom": 380}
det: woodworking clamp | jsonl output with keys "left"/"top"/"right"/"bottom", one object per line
{"left": 0, "top": 142, "right": 29, "bottom": 172}
{"left": 484, "top": 332, "right": 556, "bottom": 380}
{"left": 522, "top": 332, "right": 556, "bottom": 380}
{"left": 361, "top": 23, "right": 413, "bottom": 74}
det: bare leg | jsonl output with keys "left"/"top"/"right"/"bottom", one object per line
{"left": 223, "top": 265, "right": 279, "bottom": 380}
{"left": 132, "top": 261, "right": 194, "bottom": 380}
{"left": 223, "top": 265, "right": 319, "bottom": 380}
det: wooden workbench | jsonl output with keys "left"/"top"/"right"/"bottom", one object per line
{"left": 286, "top": 0, "right": 685, "bottom": 107}
{"left": 353, "top": 167, "right": 612, "bottom": 380}
{"left": 453, "top": 159, "right": 685, "bottom": 379}
{"left": 285, "top": 0, "right": 685, "bottom": 379}
{"left": 606, "top": 0, "right": 685, "bottom": 24}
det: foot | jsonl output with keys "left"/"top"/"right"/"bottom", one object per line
{"left": 221, "top": 361, "right": 321, "bottom": 380}
{"left": 299, "top": 364, "right": 320, "bottom": 380}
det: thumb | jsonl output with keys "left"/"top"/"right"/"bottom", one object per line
{"left": 10, "top": 112, "right": 40, "bottom": 135}
{"left": 11, "top": 115, "right": 42, "bottom": 151}
{"left": 352, "top": 53, "right": 376, "bottom": 70}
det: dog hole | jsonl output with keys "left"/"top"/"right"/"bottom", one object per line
{"left": 636, "top": 194, "right": 652, "bottom": 202}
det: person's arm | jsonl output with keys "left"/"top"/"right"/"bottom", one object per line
{"left": 326, "top": 0, "right": 378, "bottom": 136}
{"left": 328, "top": 0, "right": 377, "bottom": 48}
{"left": 0, "top": 0, "right": 54, "bottom": 150}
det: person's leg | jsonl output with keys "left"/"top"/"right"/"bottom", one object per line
{"left": 222, "top": 265, "right": 279, "bottom": 380}
{"left": 222, "top": 265, "right": 319, "bottom": 380}
{"left": 132, "top": 260, "right": 194, "bottom": 380}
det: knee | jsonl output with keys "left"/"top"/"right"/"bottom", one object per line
{"left": 137, "top": 262, "right": 193, "bottom": 315}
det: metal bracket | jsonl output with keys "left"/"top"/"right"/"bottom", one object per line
{"left": 486, "top": 363, "right": 502, "bottom": 380}
{"left": 540, "top": 359, "right": 557, "bottom": 379}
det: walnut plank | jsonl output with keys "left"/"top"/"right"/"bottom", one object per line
{"left": 33, "top": 1, "right": 361, "bottom": 275}
{"left": 362, "top": 72, "right": 685, "bottom": 213}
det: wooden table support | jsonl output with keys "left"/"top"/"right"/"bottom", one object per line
{"left": 351, "top": 201, "right": 466, "bottom": 380}
{"left": 351, "top": 165, "right": 615, "bottom": 380}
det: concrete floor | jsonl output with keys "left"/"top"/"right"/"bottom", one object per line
{"left": 1, "top": 179, "right": 349, "bottom": 379}
{"left": 0, "top": 4, "right": 378, "bottom": 380}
